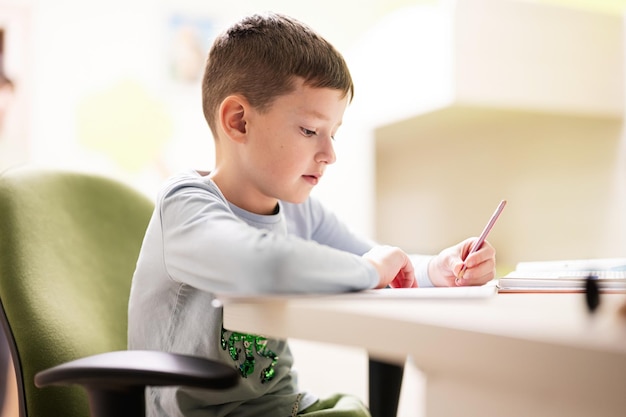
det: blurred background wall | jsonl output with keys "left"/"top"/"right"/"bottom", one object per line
{"left": 1, "top": 0, "right": 624, "bottom": 234}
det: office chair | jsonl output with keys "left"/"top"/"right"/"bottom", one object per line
{"left": 0, "top": 167, "right": 239, "bottom": 417}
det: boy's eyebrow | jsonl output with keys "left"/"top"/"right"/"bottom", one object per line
{"left": 303, "top": 109, "right": 329, "bottom": 120}
{"left": 305, "top": 109, "right": 343, "bottom": 127}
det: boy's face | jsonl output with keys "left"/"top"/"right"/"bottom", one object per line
{"left": 237, "top": 78, "right": 348, "bottom": 212}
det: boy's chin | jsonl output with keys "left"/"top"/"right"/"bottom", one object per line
{"left": 286, "top": 197, "right": 308, "bottom": 205}
{"left": 282, "top": 193, "right": 311, "bottom": 205}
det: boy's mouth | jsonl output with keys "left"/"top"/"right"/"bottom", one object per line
{"left": 302, "top": 174, "right": 320, "bottom": 185}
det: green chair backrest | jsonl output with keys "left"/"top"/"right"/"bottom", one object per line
{"left": 0, "top": 167, "right": 154, "bottom": 417}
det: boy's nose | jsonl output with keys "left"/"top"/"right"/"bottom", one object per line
{"left": 316, "top": 136, "right": 336, "bottom": 165}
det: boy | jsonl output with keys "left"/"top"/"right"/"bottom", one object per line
{"left": 128, "top": 12, "right": 496, "bottom": 417}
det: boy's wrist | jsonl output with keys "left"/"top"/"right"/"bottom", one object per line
{"left": 409, "top": 254, "right": 435, "bottom": 288}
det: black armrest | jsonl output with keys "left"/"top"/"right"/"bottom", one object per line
{"left": 35, "top": 350, "right": 239, "bottom": 417}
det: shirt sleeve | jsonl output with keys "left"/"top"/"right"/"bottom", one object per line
{"left": 287, "top": 197, "right": 435, "bottom": 288}
{"left": 282, "top": 197, "right": 375, "bottom": 255}
{"left": 158, "top": 183, "right": 379, "bottom": 296}
{"left": 409, "top": 254, "right": 435, "bottom": 288}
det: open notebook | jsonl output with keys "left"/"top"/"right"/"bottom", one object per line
{"left": 497, "top": 257, "right": 626, "bottom": 293}
{"left": 216, "top": 282, "right": 499, "bottom": 304}
{"left": 323, "top": 282, "right": 499, "bottom": 300}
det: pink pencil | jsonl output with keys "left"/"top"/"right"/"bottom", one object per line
{"left": 458, "top": 199, "right": 507, "bottom": 279}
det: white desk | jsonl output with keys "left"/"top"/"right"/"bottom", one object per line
{"left": 220, "top": 290, "right": 626, "bottom": 417}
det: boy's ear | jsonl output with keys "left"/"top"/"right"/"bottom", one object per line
{"left": 219, "top": 95, "right": 248, "bottom": 143}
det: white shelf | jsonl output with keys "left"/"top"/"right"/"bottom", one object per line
{"left": 451, "top": 0, "right": 623, "bottom": 118}
{"left": 345, "top": 0, "right": 626, "bottom": 267}
{"left": 348, "top": 0, "right": 623, "bottom": 125}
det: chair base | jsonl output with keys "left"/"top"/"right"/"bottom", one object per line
{"left": 87, "top": 387, "right": 145, "bottom": 417}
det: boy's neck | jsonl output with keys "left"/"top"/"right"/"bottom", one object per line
{"left": 208, "top": 169, "right": 279, "bottom": 216}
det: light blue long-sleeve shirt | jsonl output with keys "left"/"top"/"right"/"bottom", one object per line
{"left": 128, "top": 170, "right": 432, "bottom": 417}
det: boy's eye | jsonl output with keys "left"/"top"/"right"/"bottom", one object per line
{"left": 301, "top": 127, "right": 316, "bottom": 137}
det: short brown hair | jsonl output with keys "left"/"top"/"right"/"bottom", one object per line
{"left": 201, "top": 12, "right": 354, "bottom": 137}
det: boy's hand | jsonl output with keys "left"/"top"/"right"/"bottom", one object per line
{"left": 428, "top": 238, "right": 496, "bottom": 287}
{"left": 363, "top": 245, "right": 417, "bottom": 289}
